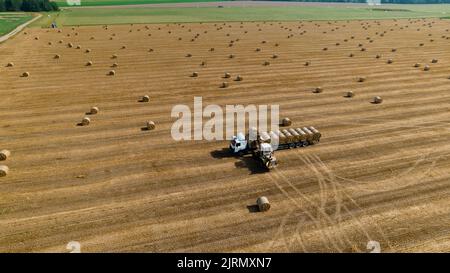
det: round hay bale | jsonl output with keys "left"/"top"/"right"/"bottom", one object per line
{"left": 313, "top": 87, "right": 323, "bottom": 93}
{"left": 146, "top": 121, "right": 156, "bottom": 130}
{"left": 431, "top": 59, "right": 438, "bottom": 63}
{"left": 48, "top": 42, "right": 52, "bottom": 45}
{"left": 272, "top": 54, "right": 278, "bottom": 59}
{"left": 67, "top": 43, "right": 73, "bottom": 48}
{"left": 373, "top": 96, "right": 383, "bottom": 104}
{"left": 6, "top": 62, "right": 14, "bottom": 67}
{"left": 391, "top": 48, "right": 397, "bottom": 52}
{"left": 257, "top": 196, "right": 270, "bottom": 212}
{"left": 112, "top": 54, "right": 118, "bottom": 59}
{"left": 192, "top": 72, "right": 199, "bottom": 77}
{"left": 424, "top": 65, "right": 430, "bottom": 71}
{"left": 358, "top": 77, "right": 366, "bottom": 83}
{"left": 109, "top": 70, "right": 116, "bottom": 76}
{"left": 255, "top": 48, "right": 261, "bottom": 52}
{"left": 22, "top": 72, "right": 30, "bottom": 77}
{"left": 186, "top": 53, "right": 192, "bottom": 57}
{"left": 263, "top": 61, "right": 270, "bottom": 66}
{"left": 0, "top": 165, "right": 9, "bottom": 177}
{"left": 235, "top": 75, "right": 243, "bottom": 81}
{"left": 76, "top": 45, "right": 81, "bottom": 49}
{"left": 414, "top": 63, "right": 421, "bottom": 68}
{"left": 86, "top": 49, "right": 91, "bottom": 53}
{"left": 0, "top": 150, "right": 10, "bottom": 161}
{"left": 281, "top": 117, "right": 292, "bottom": 127}
{"left": 224, "top": 72, "right": 231, "bottom": 79}
{"left": 346, "top": 91, "right": 354, "bottom": 98}
{"left": 387, "top": 59, "right": 393, "bottom": 64}
{"left": 86, "top": 61, "right": 93, "bottom": 66}
{"left": 229, "top": 54, "right": 235, "bottom": 59}
{"left": 304, "top": 61, "right": 310, "bottom": 66}
{"left": 112, "top": 63, "right": 118, "bottom": 68}
{"left": 90, "top": 107, "right": 99, "bottom": 115}
{"left": 54, "top": 54, "right": 60, "bottom": 59}
{"left": 81, "top": 117, "right": 91, "bottom": 126}
{"left": 142, "top": 95, "right": 150, "bottom": 102}
{"left": 221, "top": 82, "right": 229, "bottom": 88}
{"left": 349, "top": 53, "right": 354, "bottom": 57}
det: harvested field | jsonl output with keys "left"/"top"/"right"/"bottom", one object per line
{"left": 2, "top": 18, "right": 450, "bottom": 253}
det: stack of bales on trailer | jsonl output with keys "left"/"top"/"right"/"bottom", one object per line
{"left": 258, "top": 127, "right": 321, "bottom": 147}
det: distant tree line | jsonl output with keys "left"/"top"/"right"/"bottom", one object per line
{"left": 0, "top": 0, "right": 59, "bottom": 12}
{"left": 265, "top": 0, "right": 450, "bottom": 3}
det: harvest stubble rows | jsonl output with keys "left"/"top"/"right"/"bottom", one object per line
{"left": 1, "top": 18, "right": 450, "bottom": 252}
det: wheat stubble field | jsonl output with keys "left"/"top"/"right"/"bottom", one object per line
{"left": 1, "top": 18, "right": 450, "bottom": 252}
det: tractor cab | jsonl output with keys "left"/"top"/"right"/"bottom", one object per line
{"left": 230, "top": 133, "right": 248, "bottom": 154}
{"left": 257, "top": 142, "right": 277, "bottom": 169}
{"left": 259, "top": 143, "right": 274, "bottom": 158}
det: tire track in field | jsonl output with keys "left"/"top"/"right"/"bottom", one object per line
{"left": 268, "top": 168, "right": 350, "bottom": 252}
{"left": 297, "top": 152, "right": 364, "bottom": 252}
{"left": 306, "top": 153, "right": 393, "bottom": 251}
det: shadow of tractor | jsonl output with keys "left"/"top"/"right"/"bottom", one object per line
{"left": 210, "top": 148, "right": 269, "bottom": 174}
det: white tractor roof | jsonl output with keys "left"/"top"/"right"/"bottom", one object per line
{"left": 260, "top": 142, "right": 273, "bottom": 152}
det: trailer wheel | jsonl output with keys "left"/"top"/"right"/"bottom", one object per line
{"left": 289, "top": 143, "right": 295, "bottom": 149}
{"left": 302, "top": 141, "right": 309, "bottom": 147}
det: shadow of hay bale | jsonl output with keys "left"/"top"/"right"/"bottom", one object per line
{"left": 246, "top": 205, "right": 260, "bottom": 213}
